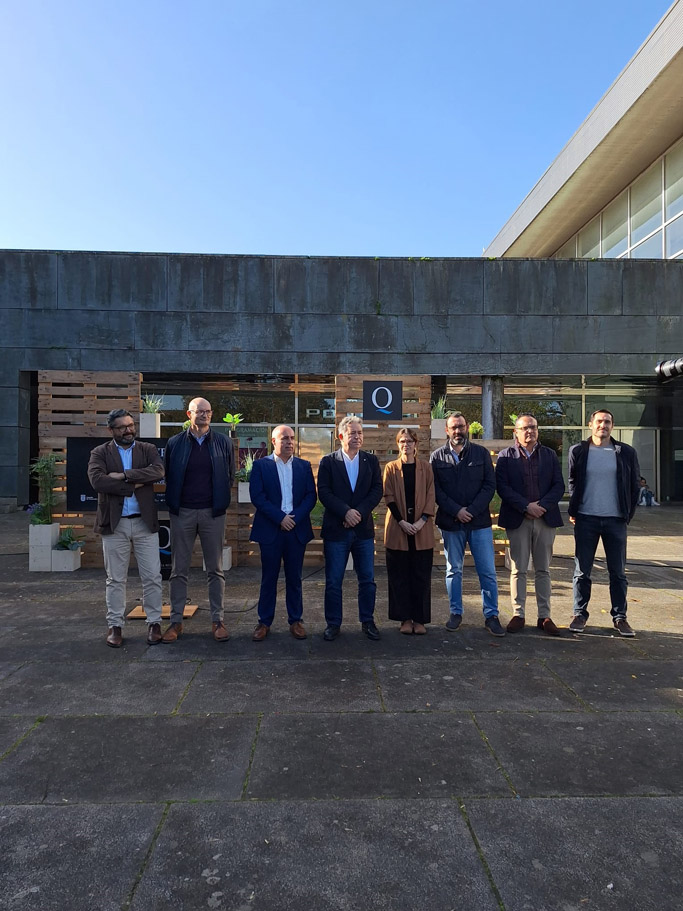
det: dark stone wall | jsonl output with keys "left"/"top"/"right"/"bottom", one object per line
{"left": 2, "top": 251, "right": 683, "bottom": 501}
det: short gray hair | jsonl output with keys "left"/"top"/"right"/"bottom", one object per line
{"left": 338, "top": 415, "right": 363, "bottom": 435}
{"left": 107, "top": 409, "right": 133, "bottom": 428}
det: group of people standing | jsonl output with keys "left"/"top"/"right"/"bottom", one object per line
{"left": 87, "top": 399, "right": 641, "bottom": 648}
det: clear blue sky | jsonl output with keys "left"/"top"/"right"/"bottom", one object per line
{"left": 1, "top": 1, "right": 674, "bottom": 257}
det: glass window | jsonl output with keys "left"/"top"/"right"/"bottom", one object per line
{"left": 578, "top": 217, "right": 600, "bottom": 258}
{"left": 630, "top": 231, "right": 663, "bottom": 258}
{"left": 631, "top": 162, "right": 662, "bottom": 245}
{"left": 504, "top": 396, "right": 582, "bottom": 427}
{"left": 585, "top": 396, "right": 658, "bottom": 427}
{"left": 665, "top": 141, "right": 683, "bottom": 221}
{"left": 555, "top": 236, "right": 577, "bottom": 258}
{"left": 602, "top": 192, "right": 628, "bottom": 257}
{"left": 665, "top": 213, "right": 683, "bottom": 258}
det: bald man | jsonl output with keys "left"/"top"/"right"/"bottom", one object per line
{"left": 249, "top": 425, "right": 316, "bottom": 641}
{"left": 162, "top": 397, "right": 235, "bottom": 643}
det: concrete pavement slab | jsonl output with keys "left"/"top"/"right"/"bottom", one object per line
{"left": 476, "top": 711, "right": 683, "bottom": 796}
{"left": 0, "top": 717, "right": 36, "bottom": 756}
{"left": 131, "top": 800, "right": 500, "bottom": 911}
{"left": 0, "top": 804, "right": 163, "bottom": 911}
{"left": 0, "top": 620, "right": 150, "bottom": 662}
{"left": 179, "top": 659, "right": 380, "bottom": 714}
{"left": 0, "top": 661, "right": 199, "bottom": 715}
{"left": 374, "top": 657, "right": 581, "bottom": 712}
{"left": 0, "top": 715, "right": 257, "bottom": 803}
{"left": 467, "top": 796, "right": 683, "bottom": 911}
{"left": 0, "top": 661, "right": 23, "bottom": 682}
{"left": 547, "top": 658, "right": 683, "bottom": 710}
{"left": 246, "top": 712, "right": 512, "bottom": 799}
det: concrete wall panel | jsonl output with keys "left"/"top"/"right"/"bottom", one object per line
{"left": 57, "top": 252, "right": 167, "bottom": 311}
{"left": 0, "top": 252, "right": 57, "bottom": 310}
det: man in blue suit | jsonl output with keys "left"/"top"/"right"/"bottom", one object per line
{"left": 318, "top": 415, "right": 383, "bottom": 641}
{"left": 249, "top": 425, "right": 317, "bottom": 641}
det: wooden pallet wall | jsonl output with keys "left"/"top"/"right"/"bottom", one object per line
{"left": 38, "top": 371, "right": 143, "bottom": 567}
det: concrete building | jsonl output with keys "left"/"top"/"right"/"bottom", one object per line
{"left": 3, "top": 4, "right": 683, "bottom": 509}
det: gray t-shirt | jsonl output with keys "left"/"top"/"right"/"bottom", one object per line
{"left": 579, "top": 443, "right": 621, "bottom": 517}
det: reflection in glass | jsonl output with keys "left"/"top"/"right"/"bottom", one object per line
{"left": 666, "top": 213, "right": 683, "bottom": 258}
{"left": 555, "top": 236, "right": 577, "bottom": 258}
{"left": 578, "top": 217, "right": 600, "bottom": 258}
{"left": 602, "top": 192, "right": 628, "bottom": 257}
{"left": 630, "top": 231, "right": 663, "bottom": 258}
{"left": 631, "top": 162, "right": 662, "bottom": 245}
{"left": 665, "top": 140, "right": 683, "bottom": 221}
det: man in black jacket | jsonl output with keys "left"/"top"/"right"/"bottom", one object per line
{"left": 318, "top": 416, "right": 383, "bottom": 641}
{"left": 496, "top": 414, "right": 565, "bottom": 636}
{"left": 162, "top": 397, "right": 235, "bottom": 644}
{"left": 430, "top": 413, "right": 504, "bottom": 636}
{"left": 568, "top": 409, "right": 640, "bottom": 637}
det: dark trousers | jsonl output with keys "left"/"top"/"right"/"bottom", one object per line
{"left": 257, "top": 531, "right": 307, "bottom": 626}
{"left": 572, "top": 514, "right": 628, "bottom": 620}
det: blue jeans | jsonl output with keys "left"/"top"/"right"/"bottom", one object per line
{"left": 442, "top": 526, "right": 499, "bottom": 618}
{"left": 573, "top": 514, "right": 628, "bottom": 620}
{"left": 323, "top": 531, "right": 376, "bottom": 627}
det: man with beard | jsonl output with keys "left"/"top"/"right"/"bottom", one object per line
{"left": 88, "top": 409, "right": 165, "bottom": 648}
{"left": 430, "top": 412, "right": 504, "bottom": 636}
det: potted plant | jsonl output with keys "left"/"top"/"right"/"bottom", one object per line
{"left": 430, "top": 395, "right": 451, "bottom": 440}
{"left": 236, "top": 449, "right": 255, "bottom": 503}
{"left": 222, "top": 412, "right": 243, "bottom": 437}
{"left": 52, "top": 526, "right": 84, "bottom": 572}
{"left": 28, "top": 454, "right": 61, "bottom": 569}
{"left": 469, "top": 420, "right": 484, "bottom": 440}
{"left": 140, "top": 394, "right": 163, "bottom": 437}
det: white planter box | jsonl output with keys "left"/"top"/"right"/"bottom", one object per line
{"left": 51, "top": 548, "right": 82, "bottom": 572}
{"left": 203, "top": 546, "right": 233, "bottom": 572}
{"left": 238, "top": 482, "right": 251, "bottom": 503}
{"left": 29, "top": 544, "right": 54, "bottom": 572}
{"left": 139, "top": 413, "right": 161, "bottom": 437}
{"left": 29, "top": 523, "right": 60, "bottom": 548}
{"left": 430, "top": 418, "right": 447, "bottom": 440}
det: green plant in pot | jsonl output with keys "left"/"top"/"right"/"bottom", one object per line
{"left": 222, "top": 412, "right": 243, "bottom": 436}
{"left": 469, "top": 421, "right": 484, "bottom": 439}
{"left": 141, "top": 394, "right": 164, "bottom": 413}
{"left": 235, "top": 450, "right": 255, "bottom": 483}
{"left": 430, "top": 395, "right": 451, "bottom": 419}
{"left": 56, "top": 527, "right": 85, "bottom": 550}
{"left": 29, "top": 454, "right": 60, "bottom": 525}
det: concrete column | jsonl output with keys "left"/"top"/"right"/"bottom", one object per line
{"left": 481, "top": 376, "right": 504, "bottom": 439}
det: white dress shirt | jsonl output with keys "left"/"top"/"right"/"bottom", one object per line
{"left": 273, "top": 453, "right": 294, "bottom": 513}
{"left": 342, "top": 449, "right": 360, "bottom": 492}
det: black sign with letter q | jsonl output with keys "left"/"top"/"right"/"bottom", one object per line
{"left": 362, "top": 381, "right": 403, "bottom": 421}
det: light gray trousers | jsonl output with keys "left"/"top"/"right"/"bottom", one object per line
{"left": 507, "top": 517, "right": 556, "bottom": 619}
{"left": 169, "top": 507, "right": 227, "bottom": 624}
{"left": 102, "top": 516, "right": 162, "bottom": 628}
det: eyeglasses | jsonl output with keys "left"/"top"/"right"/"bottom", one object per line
{"left": 517, "top": 426, "right": 538, "bottom": 433}
{"left": 112, "top": 423, "right": 135, "bottom": 432}
{"left": 190, "top": 410, "right": 213, "bottom": 416}
{"left": 449, "top": 424, "right": 467, "bottom": 431}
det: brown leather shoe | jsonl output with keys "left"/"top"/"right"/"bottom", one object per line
{"left": 212, "top": 621, "right": 230, "bottom": 642}
{"left": 538, "top": 617, "right": 561, "bottom": 637}
{"left": 252, "top": 623, "right": 269, "bottom": 641}
{"left": 147, "top": 622, "right": 162, "bottom": 645}
{"left": 161, "top": 623, "right": 183, "bottom": 643}
{"left": 106, "top": 627, "right": 123, "bottom": 648}
{"left": 507, "top": 616, "right": 525, "bottom": 633}
{"left": 290, "top": 621, "right": 307, "bottom": 640}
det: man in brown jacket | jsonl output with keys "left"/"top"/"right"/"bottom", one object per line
{"left": 87, "top": 409, "right": 165, "bottom": 648}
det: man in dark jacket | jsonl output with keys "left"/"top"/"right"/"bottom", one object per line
{"left": 88, "top": 409, "right": 165, "bottom": 648}
{"left": 162, "top": 397, "right": 235, "bottom": 644}
{"left": 430, "top": 412, "right": 504, "bottom": 636}
{"left": 496, "top": 414, "right": 565, "bottom": 636}
{"left": 318, "top": 416, "right": 383, "bottom": 641}
{"left": 568, "top": 408, "right": 640, "bottom": 637}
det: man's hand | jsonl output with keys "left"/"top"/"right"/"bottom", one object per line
{"left": 525, "top": 501, "right": 546, "bottom": 519}
{"left": 344, "top": 509, "right": 362, "bottom": 527}
{"left": 456, "top": 507, "right": 473, "bottom": 523}
{"left": 280, "top": 514, "right": 296, "bottom": 531}
{"left": 107, "top": 471, "right": 126, "bottom": 481}
{"left": 569, "top": 516, "right": 576, "bottom": 525}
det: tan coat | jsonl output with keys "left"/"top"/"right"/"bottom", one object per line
{"left": 383, "top": 458, "right": 435, "bottom": 551}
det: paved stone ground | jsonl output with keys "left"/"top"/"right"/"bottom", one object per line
{"left": 1, "top": 505, "right": 682, "bottom": 910}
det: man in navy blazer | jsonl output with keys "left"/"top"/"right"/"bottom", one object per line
{"left": 318, "top": 415, "right": 383, "bottom": 641}
{"left": 249, "top": 425, "right": 317, "bottom": 641}
{"left": 496, "top": 414, "right": 565, "bottom": 636}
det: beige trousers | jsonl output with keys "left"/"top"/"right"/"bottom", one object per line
{"left": 102, "top": 516, "right": 162, "bottom": 628}
{"left": 507, "top": 518, "right": 556, "bottom": 619}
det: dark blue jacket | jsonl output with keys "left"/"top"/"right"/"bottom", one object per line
{"left": 568, "top": 438, "right": 640, "bottom": 523}
{"left": 318, "top": 449, "right": 382, "bottom": 540}
{"left": 249, "top": 455, "right": 316, "bottom": 545}
{"left": 496, "top": 443, "right": 565, "bottom": 529}
{"left": 429, "top": 441, "right": 494, "bottom": 531}
{"left": 164, "top": 429, "right": 235, "bottom": 517}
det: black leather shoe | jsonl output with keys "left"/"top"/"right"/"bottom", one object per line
{"left": 323, "top": 625, "right": 340, "bottom": 641}
{"left": 362, "top": 621, "right": 380, "bottom": 641}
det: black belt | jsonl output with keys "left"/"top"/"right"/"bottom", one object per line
{"left": 124, "top": 513, "right": 141, "bottom": 519}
